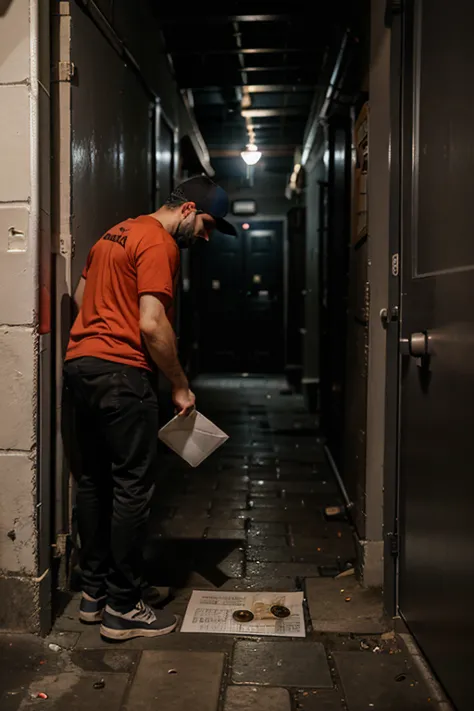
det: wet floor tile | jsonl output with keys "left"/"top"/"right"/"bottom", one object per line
{"left": 247, "top": 472, "right": 280, "bottom": 482}
{"left": 247, "top": 562, "right": 321, "bottom": 578}
{"left": 333, "top": 652, "right": 433, "bottom": 710}
{"left": 210, "top": 502, "right": 249, "bottom": 514}
{"left": 306, "top": 579, "right": 387, "bottom": 633}
{"left": 224, "top": 686, "right": 291, "bottom": 711}
{"left": 251, "top": 508, "right": 325, "bottom": 523}
{"left": 206, "top": 517, "right": 247, "bottom": 531}
{"left": 211, "top": 492, "right": 249, "bottom": 504}
{"left": 158, "top": 522, "right": 208, "bottom": 538}
{"left": 70, "top": 648, "right": 139, "bottom": 673}
{"left": 279, "top": 482, "right": 337, "bottom": 495}
{"left": 18, "top": 671, "right": 129, "bottom": 710}
{"left": 291, "top": 534, "right": 354, "bottom": 553}
{"left": 124, "top": 650, "right": 225, "bottom": 711}
{"left": 246, "top": 547, "right": 293, "bottom": 563}
{"left": 0, "top": 634, "right": 66, "bottom": 709}
{"left": 247, "top": 533, "right": 288, "bottom": 547}
{"left": 218, "top": 548, "right": 245, "bottom": 578}
{"left": 250, "top": 480, "right": 281, "bottom": 492}
{"left": 219, "top": 577, "right": 299, "bottom": 592}
{"left": 232, "top": 640, "right": 333, "bottom": 688}
{"left": 53, "top": 595, "right": 83, "bottom": 632}
{"left": 294, "top": 690, "right": 345, "bottom": 710}
{"left": 288, "top": 521, "right": 342, "bottom": 537}
{"left": 248, "top": 522, "right": 288, "bottom": 535}
{"left": 205, "top": 529, "right": 246, "bottom": 541}
{"left": 219, "top": 475, "right": 251, "bottom": 486}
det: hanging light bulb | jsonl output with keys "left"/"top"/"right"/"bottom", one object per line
{"left": 241, "top": 142, "right": 262, "bottom": 166}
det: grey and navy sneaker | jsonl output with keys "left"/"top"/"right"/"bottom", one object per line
{"left": 79, "top": 591, "right": 107, "bottom": 623}
{"left": 100, "top": 600, "right": 178, "bottom": 641}
{"left": 142, "top": 585, "right": 173, "bottom": 607}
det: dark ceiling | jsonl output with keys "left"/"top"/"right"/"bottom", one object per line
{"left": 154, "top": 2, "right": 367, "bottom": 180}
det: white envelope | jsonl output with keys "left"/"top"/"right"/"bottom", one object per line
{"left": 158, "top": 410, "right": 229, "bottom": 467}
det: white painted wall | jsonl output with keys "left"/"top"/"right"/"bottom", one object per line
{"left": 0, "top": 0, "right": 48, "bottom": 630}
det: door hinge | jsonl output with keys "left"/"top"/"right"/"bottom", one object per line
{"left": 388, "top": 532, "right": 400, "bottom": 557}
{"left": 385, "top": 0, "right": 403, "bottom": 28}
{"left": 53, "top": 61, "right": 75, "bottom": 83}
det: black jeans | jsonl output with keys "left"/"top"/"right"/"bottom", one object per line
{"left": 63, "top": 356, "right": 158, "bottom": 612}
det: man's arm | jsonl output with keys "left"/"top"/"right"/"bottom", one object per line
{"left": 139, "top": 293, "right": 195, "bottom": 415}
{"left": 74, "top": 277, "right": 86, "bottom": 311}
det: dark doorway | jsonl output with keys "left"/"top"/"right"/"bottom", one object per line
{"left": 396, "top": 2, "right": 474, "bottom": 710}
{"left": 318, "top": 118, "right": 352, "bottom": 469}
{"left": 196, "top": 220, "right": 285, "bottom": 374}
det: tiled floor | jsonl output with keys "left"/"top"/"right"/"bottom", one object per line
{"left": 0, "top": 376, "right": 440, "bottom": 710}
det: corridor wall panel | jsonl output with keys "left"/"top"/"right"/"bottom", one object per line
{"left": 70, "top": 3, "right": 153, "bottom": 286}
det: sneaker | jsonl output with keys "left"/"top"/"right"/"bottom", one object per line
{"left": 142, "top": 584, "right": 173, "bottom": 607}
{"left": 79, "top": 592, "right": 107, "bottom": 623}
{"left": 100, "top": 600, "right": 178, "bottom": 641}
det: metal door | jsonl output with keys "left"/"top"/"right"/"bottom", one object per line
{"left": 397, "top": 3, "right": 474, "bottom": 709}
{"left": 197, "top": 228, "right": 244, "bottom": 373}
{"left": 244, "top": 222, "right": 284, "bottom": 373}
{"left": 197, "top": 220, "right": 284, "bottom": 373}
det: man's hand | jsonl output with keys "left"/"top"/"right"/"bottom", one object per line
{"left": 172, "top": 387, "right": 196, "bottom": 417}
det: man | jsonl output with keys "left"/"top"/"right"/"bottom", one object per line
{"left": 64, "top": 175, "right": 237, "bottom": 641}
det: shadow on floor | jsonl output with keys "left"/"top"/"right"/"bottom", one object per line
{"left": 143, "top": 537, "right": 244, "bottom": 588}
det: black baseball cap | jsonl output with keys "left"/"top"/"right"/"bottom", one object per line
{"left": 169, "top": 175, "right": 237, "bottom": 237}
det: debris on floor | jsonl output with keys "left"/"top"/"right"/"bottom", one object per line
{"left": 324, "top": 505, "right": 346, "bottom": 520}
{"left": 336, "top": 567, "right": 355, "bottom": 579}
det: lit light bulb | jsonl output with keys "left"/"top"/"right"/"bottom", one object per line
{"left": 241, "top": 143, "right": 262, "bottom": 166}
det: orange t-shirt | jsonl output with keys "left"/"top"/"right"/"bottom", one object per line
{"left": 65, "top": 215, "right": 180, "bottom": 371}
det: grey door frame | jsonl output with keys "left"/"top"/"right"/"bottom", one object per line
{"left": 382, "top": 4, "right": 404, "bottom": 618}
{"left": 154, "top": 99, "right": 179, "bottom": 210}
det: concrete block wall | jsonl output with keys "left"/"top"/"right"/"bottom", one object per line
{"left": 0, "top": 0, "right": 46, "bottom": 631}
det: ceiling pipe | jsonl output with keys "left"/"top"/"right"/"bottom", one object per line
{"left": 180, "top": 90, "right": 214, "bottom": 176}
{"left": 301, "top": 29, "right": 350, "bottom": 166}
{"left": 284, "top": 29, "right": 351, "bottom": 199}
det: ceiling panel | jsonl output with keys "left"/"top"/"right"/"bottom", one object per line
{"left": 153, "top": 1, "right": 362, "bottom": 178}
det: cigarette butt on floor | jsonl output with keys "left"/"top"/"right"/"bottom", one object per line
{"left": 335, "top": 567, "right": 355, "bottom": 579}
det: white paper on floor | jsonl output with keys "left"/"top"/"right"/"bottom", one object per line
{"left": 181, "top": 590, "right": 306, "bottom": 637}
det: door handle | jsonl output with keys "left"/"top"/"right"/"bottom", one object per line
{"left": 400, "top": 332, "right": 432, "bottom": 358}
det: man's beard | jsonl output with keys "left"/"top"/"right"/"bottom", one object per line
{"left": 174, "top": 214, "right": 196, "bottom": 249}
